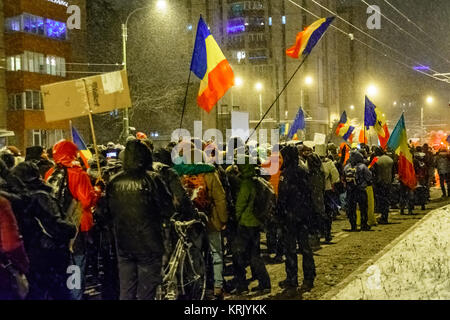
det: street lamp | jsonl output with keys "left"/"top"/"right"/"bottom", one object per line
{"left": 301, "top": 76, "right": 313, "bottom": 109}
{"left": 156, "top": 0, "right": 167, "bottom": 11}
{"left": 231, "top": 77, "right": 243, "bottom": 107}
{"left": 255, "top": 82, "right": 263, "bottom": 119}
{"left": 367, "top": 84, "right": 378, "bottom": 97}
{"left": 350, "top": 105, "right": 355, "bottom": 110}
{"left": 422, "top": 96, "right": 434, "bottom": 141}
{"left": 121, "top": 1, "right": 168, "bottom": 141}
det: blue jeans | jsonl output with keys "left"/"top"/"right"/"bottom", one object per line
{"left": 207, "top": 231, "right": 223, "bottom": 288}
{"left": 69, "top": 254, "right": 86, "bottom": 300}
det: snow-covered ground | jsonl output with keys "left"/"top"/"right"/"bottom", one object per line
{"left": 329, "top": 204, "right": 450, "bottom": 300}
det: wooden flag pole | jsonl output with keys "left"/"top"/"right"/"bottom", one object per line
{"left": 82, "top": 79, "right": 103, "bottom": 185}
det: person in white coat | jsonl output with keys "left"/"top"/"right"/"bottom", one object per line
{"left": 316, "top": 144, "right": 340, "bottom": 242}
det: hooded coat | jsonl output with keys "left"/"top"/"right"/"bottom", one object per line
{"left": 45, "top": 140, "right": 99, "bottom": 232}
{"left": 306, "top": 153, "right": 326, "bottom": 217}
{"left": 235, "top": 162, "right": 260, "bottom": 227}
{"left": 106, "top": 140, "right": 173, "bottom": 255}
{"left": 344, "top": 151, "right": 373, "bottom": 191}
{"left": 277, "top": 146, "right": 313, "bottom": 225}
{"left": 11, "top": 162, "right": 77, "bottom": 253}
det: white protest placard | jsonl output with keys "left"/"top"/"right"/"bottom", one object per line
{"left": 313, "top": 133, "right": 327, "bottom": 145}
{"left": 231, "top": 111, "right": 249, "bottom": 141}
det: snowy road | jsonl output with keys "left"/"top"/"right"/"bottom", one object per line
{"left": 325, "top": 204, "right": 450, "bottom": 300}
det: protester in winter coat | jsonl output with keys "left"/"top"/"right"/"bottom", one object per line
{"left": 277, "top": 145, "right": 316, "bottom": 294}
{"left": 316, "top": 144, "right": 340, "bottom": 242}
{"left": 232, "top": 158, "right": 271, "bottom": 295}
{"left": 173, "top": 148, "right": 228, "bottom": 300}
{"left": 344, "top": 150, "right": 373, "bottom": 231}
{"left": 106, "top": 139, "right": 173, "bottom": 300}
{"left": 0, "top": 195, "right": 29, "bottom": 300}
{"left": 25, "top": 146, "right": 54, "bottom": 179}
{"left": 306, "top": 152, "right": 326, "bottom": 250}
{"left": 372, "top": 147, "right": 394, "bottom": 224}
{"left": 12, "top": 161, "right": 76, "bottom": 300}
{"left": 261, "top": 146, "right": 284, "bottom": 260}
{"left": 44, "top": 140, "right": 100, "bottom": 300}
{"left": 435, "top": 148, "right": 449, "bottom": 197}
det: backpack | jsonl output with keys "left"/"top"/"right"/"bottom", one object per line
{"left": 345, "top": 166, "right": 358, "bottom": 188}
{"left": 252, "top": 176, "right": 276, "bottom": 224}
{"left": 181, "top": 173, "right": 211, "bottom": 213}
{"left": 46, "top": 166, "right": 82, "bottom": 228}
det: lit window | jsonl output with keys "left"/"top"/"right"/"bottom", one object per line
{"left": 5, "top": 17, "right": 20, "bottom": 32}
{"left": 23, "top": 14, "right": 32, "bottom": 32}
{"left": 268, "top": 17, "right": 272, "bottom": 26}
{"left": 25, "top": 91, "right": 33, "bottom": 110}
{"left": 15, "top": 93, "right": 24, "bottom": 110}
{"left": 6, "top": 56, "right": 14, "bottom": 71}
{"left": 282, "top": 16, "right": 286, "bottom": 24}
{"left": 38, "top": 54, "right": 45, "bottom": 73}
{"left": 45, "top": 19, "right": 67, "bottom": 40}
{"left": 33, "top": 91, "right": 41, "bottom": 110}
{"left": 60, "top": 57, "right": 66, "bottom": 77}
{"left": 37, "top": 16, "right": 45, "bottom": 35}
{"left": 15, "top": 55, "right": 21, "bottom": 71}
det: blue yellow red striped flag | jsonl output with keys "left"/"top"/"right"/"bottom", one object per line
{"left": 387, "top": 114, "right": 417, "bottom": 189}
{"left": 335, "top": 111, "right": 355, "bottom": 142}
{"left": 365, "top": 96, "right": 390, "bottom": 149}
{"left": 190, "top": 16, "right": 234, "bottom": 113}
{"left": 286, "top": 17, "right": 335, "bottom": 59}
{"left": 71, "top": 126, "right": 92, "bottom": 169}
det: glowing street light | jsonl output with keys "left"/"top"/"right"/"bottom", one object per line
{"left": 305, "top": 76, "right": 313, "bottom": 86}
{"left": 367, "top": 84, "right": 378, "bottom": 97}
{"left": 422, "top": 96, "right": 434, "bottom": 141}
{"left": 255, "top": 82, "right": 263, "bottom": 92}
{"left": 235, "top": 77, "right": 243, "bottom": 87}
{"left": 156, "top": 0, "right": 167, "bottom": 11}
{"left": 350, "top": 105, "right": 355, "bottom": 110}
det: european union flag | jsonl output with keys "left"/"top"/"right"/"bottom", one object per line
{"left": 365, "top": 96, "right": 377, "bottom": 129}
{"left": 287, "top": 107, "right": 306, "bottom": 139}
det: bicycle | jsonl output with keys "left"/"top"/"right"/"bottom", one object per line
{"left": 156, "top": 212, "right": 208, "bottom": 300}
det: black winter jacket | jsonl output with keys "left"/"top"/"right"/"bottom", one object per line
{"left": 107, "top": 140, "right": 173, "bottom": 256}
{"left": 277, "top": 146, "right": 313, "bottom": 226}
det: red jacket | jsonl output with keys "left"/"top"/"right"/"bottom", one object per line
{"left": 45, "top": 140, "right": 99, "bottom": 232}
{"left": 0, "top": 196, "right": 29, "bottom": 291}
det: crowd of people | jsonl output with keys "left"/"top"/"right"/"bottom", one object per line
{"left": 0, "top": 132, "right": 449, "bottom": 300}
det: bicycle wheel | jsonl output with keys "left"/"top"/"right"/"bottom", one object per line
{"left": 178, "top": 245, "right": 206, "bottom": 300}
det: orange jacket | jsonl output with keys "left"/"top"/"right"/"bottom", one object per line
{"left": 45, "top": 140, "right": 99, "bottom": 232}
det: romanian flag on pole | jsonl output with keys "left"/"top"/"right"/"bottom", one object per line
{"left": 190, "top": 16, "right": 234, "bottom": 113}
{"left": 71, "top": 126, "right": 92, "bottom": 169}
{"left": 365, "top": 96, "right": 390, "bottom": 149}
{"left": 387, "top": 114, "right": 417, "bottom": 190}
{"left": 335, "top": 111, "right": 355, "bottom": 142}
{"left": 286, "top": 17, "right": 335, "bottom": 59}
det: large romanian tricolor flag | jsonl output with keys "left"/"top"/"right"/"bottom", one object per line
{"left": 190, "top": 16, "right": 234, "bottom": 113}
{"left": 335, "top": 111, "right": 355, "bottom": 142}
{"left": 286, "top": 17, "right": 335, "bottom": 59}
{"left": 71, "top": 126, "right": 92, "bottom": 169}
{"left": 365, "top": 96, "right": 390, "bottom": 149}
{"left": 387, "top": 114, "right": 417, "bottom": 190}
